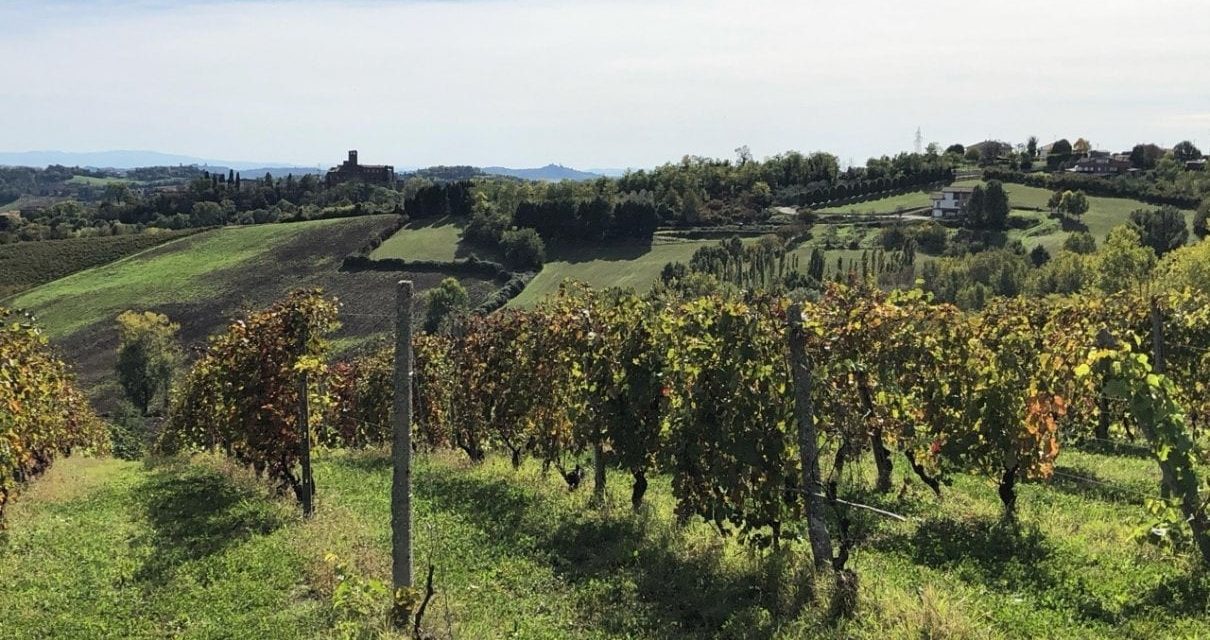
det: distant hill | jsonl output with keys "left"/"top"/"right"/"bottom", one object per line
{"left": 0, "top": 150, "right": 313, "bottom": 171}
{"left": 482, "top": 164, "right": 604, "bottom": 181}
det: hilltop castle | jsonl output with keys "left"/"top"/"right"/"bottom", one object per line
{"left": 325, "top": 150, "right": 395, "bottom": 187}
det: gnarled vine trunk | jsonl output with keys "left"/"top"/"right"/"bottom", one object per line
{"left": 998, "top": 464, "right": 1018, "bottom": 519}
{"left": 856, "top": 372, "right": 892, "bottom": 493}
{"left": 631, "top": 470, "right": 648, "bottom": 510}
{"left": 592, "top": 442, "right": 606, "bottom": 504}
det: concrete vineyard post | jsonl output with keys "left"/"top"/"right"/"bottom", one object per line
{"left": 392, "top": 280, "right": 414, "bottom": 591}
{"left": 298, "top": 370, "right": 314, "bottom": 518}
{"left": 787, "top": 303, "right": 834, "bottom": 570}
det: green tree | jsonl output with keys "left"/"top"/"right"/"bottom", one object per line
{"left": 500, "top": 227, "right": 545, "bottom": 270}
{"left": 983, "top": 180, "right": 1010, "bottom": 229}
{"left": 1129, "top": 206, "right": 1189, "bottom": 258}
{"left": 807, "top": 247, "right": 826, "bottom": 282}
{"left": 1063, "top": 231, "right": 1097, "bottom": 254}
{"left": 1096, "top": 225, "right": 1156, "bottom": 293}
{"left": 102, "top": 182, "right": 133, "bottom": 205}
{"left": 1058, "top": 190, "right": 1089, "bottom": 220}
{"left": 1029, "top": 244, "right": 1050, "bottom": 267}
{"left": 115, "top": 310, "right": 181, "bottom": 415}
{"left": 423, "top": 277, "right": 469, "bottom": 333}
{"left": 1173, "top": 140, "right": 1202, "bottom": 163}
{"left": 1193, "top": 199, "right": 1209, "bottom": 239}
{"left": 1129, "top": 143, "right": 1164, "bottom": 170}
{"left": 966, "top": 185, "right": 986, "bottom": 227}
{"left": 190, "top": 201, "right": 226, "bottom": 226}
{"left": 1047, "top": 190, "right": 1063, "bottom": 212}
{"left": 1026, "top": 136, "right": 1038, "bottom": 158}
{"left": 1154, "top": 241, "right": 1210, "bottom": 295}
{"left": 1027, "top": 251, "right": 1093, "bottom": 294}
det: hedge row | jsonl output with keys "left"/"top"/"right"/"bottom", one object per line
{"left": 778, "top": 169, "right": 955, "bottom": 208}
{"left": 982, "top": 168, "right": 1203, "bottom": 209}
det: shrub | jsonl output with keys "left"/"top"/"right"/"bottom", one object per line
{"left": 1129, "top": 206, "right": 1189, "bottom": 258}
{"left": 1194, "top": 199, "right": 1209, "bottom": 240}
{"left": 913, "top": 222, "right": 948, "bottom": 254}
{"left": 423, "top": 277, "right": 469, "bottom": 333}
{"left": 1063, "top": 231, "right": 1097, "bottom": 254}
{"left": 108, "top": 402, "right": 150, "bottom": 461}
{"left": 500, "top": 228, "right": 545, "bottom": 270}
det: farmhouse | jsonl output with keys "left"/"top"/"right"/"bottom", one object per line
{"left": 325, "top": 150, "right": 395, "bottom": 187}
{"left": 1069, "top": 154, "right": 1131, "bottom": 177}
{"left": 930, "top": 186, "right": 975, "bottom": 218}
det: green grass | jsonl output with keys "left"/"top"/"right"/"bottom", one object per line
{"left": 0, "top": 231, "right": 196, "bottom": 299}
{"left": 954, "top": 180, "right": 1196, "bottom": 253}
{"left": 0, "top": 457, "right": 324, "bottom": 639}
{"left": 3, "top": 447, "right": 1206, "bottom": 639}
{"left": 369, "top": 217, "right": 490, "bottom": 262}
{"left": 8, "top": 216, "right": 500, "bottom": 407}
{"left": 509, "top": 236, "right": 725, "bottom": 306}
{"left": 819, "top": 190, "right": 935, "bottom": 215}
{"left": 10, "top": 220, "right": 354, "bottom": 338}
{"left": 0, "top": 195, "right": 54, "bottom": 213}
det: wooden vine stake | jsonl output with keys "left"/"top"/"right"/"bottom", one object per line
{"left": 392, "top": 280, "right": 415, "bottom": 595}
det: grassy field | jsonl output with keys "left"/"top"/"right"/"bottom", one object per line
{"left": 0, "top": 231, "right": 197, "bottom": 298}
{"left": 67, "top": 175, "right": 136, "bottom": 186}
{"left": 2, "top": 447, "right": 1206, "bottom": 639}
{"left": 510, "top": 236, "right": 723, "bottom": 306}
{"left": 512, "top": 225, "right": 940, "bottom": 307}
{"left": 9, "top": 216, "right": 499, "bottom": 403}
{"left": 818, "top": 190, "right": 934, "bottom": 215}
{"left": 369, "top": 217, "right": 495, "bottom": 262}
{"left": 953, "top": 180, "right": 1196, "bottom": 253}
{"left": 0, "top": 195, "right": 55, "bottom": 213}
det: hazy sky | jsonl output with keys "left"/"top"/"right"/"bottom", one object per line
{"left": 3, "top": 0, "right": 1209, "bottom": 169}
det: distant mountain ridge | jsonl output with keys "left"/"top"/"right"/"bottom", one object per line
{"left": 481, "top": 164, "right": 605, "bottom": 181}
{"left": 0, "top": 150, "right": 316, "bottom": 171}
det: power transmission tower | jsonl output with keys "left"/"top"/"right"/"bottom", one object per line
{"left": 914, "top": 127, "right": 923, "bottom": 154}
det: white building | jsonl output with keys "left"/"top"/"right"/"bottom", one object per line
{"left": 930, "top": 186, "right": 975, "bottom": 218}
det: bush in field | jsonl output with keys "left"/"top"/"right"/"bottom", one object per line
{"left": 108, "top": 402, "right": 150, "bottom": 461}
{"left": 500, "top": 228, "right": 545, "bottom": 270}
{"left": 422, "top": 277, "right": 469, "bottom": 334}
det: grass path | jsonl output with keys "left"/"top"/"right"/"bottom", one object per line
{"left": 4, "top": 448, "right": 1208, "bottom": 639}
{"left": 0, "top": 457, "right": 324, "bottom": 639}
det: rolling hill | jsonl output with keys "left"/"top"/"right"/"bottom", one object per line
{"left": 7, "top": 215, "right": 500, "bottom": 405}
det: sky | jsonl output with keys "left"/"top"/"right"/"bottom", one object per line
{"left": 2, "top": 0, "right": 1209, "bottom": 169}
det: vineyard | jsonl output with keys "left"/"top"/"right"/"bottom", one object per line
{"left": 137, "top": 278, "right": 1210, "bottom": 635}
{"left": 0, "top": 307, "right": 108, "bottom": 523}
